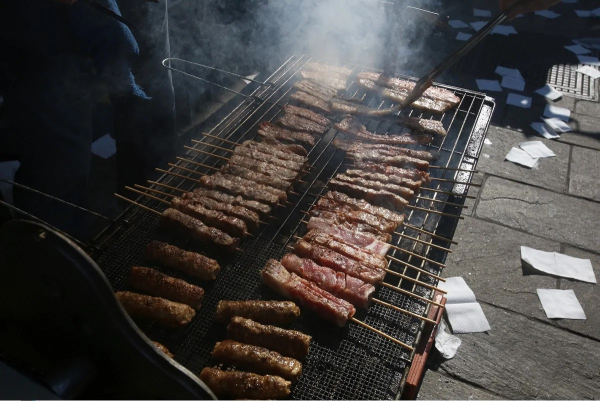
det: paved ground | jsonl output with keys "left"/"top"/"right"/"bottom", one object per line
{"left": 418, "top": 1, "right": 600, "bottom": 399}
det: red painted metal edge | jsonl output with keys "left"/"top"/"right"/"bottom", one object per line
{"left": 401, "top": 291, "right": 447, "bottom": 400}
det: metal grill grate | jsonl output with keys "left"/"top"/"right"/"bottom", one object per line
{"left": 547, "top": 64, "right": 599, "bottom": 101}
{"left": 92, "top": 55, "right": 494, "bottom": 399}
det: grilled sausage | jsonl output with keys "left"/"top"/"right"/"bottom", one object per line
{"left": 215, "top": 300, "right": 300, "bottom": 325}
{"left": 211, "top": 340, "right": 302, "bottom": 382}
{"left": 115, "top": 291, "right": 195, "bottom": 327}
{"left": 152, "top": 341, "right": 174, "bottom": 358}
{"left": 199, "top": 367, "right": 291, "bottom": 399}
{"left": 129, "top": 267, "right": 204, "bottom": 310}
{"left": 144, "top": 241, "right": 220, "bottom": 281}
{"left": 227, "top": 317, "right": 311, "bottom": 360}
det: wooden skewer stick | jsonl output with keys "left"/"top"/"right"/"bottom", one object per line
{"left": 135, "top": 184, "right": 269, "bottom": 225}
{"left": 192, "top": 139, "right": 234, "bottom": 153}
{"left": 114, "top": 193, "right": 161, "bottom": 216}
{"left": 350, "top": 317, "right": 414, "bottom": 351}
{"left": 402, "top": 223, "right": 458, "bottom": 245}
{"left": 147, "top": 180, "right": 186, "bottom": 193}
{"left": 431, "top": 177, "right": 481, "bottom": 187}
{"left": 184, "top": 146, "right": 230, "bottom": 160}
{"left": 407, "top": 205, "right": 464, "bottom": 220}
{"left": 388, "top": 251, "right": 444, "bottom": 269}
{"left": 420, "top": 186, "right": 476, "bottom": 199}
{"left": 429, "top": 166, "right": 478, "bottom": 173}
{"left": 415, "top": 195, "right": 467, "bottom": 209}
{"left": 380, "top": 282, "right": 444, "bottom": 307}
{"left": 201, "top": 132, "right": 240, "bottom": 145}
{"left": 371, "top": 298, "right": 436, "bottom": 324}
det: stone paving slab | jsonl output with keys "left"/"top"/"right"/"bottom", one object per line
{"left": 476, "top": 176, "right": 600, "bottom": 252}
{"left": 574, "top": 99, "right": 600, "bottom": 118}
{"left": 569, "top": 146, "right": 600, "bottom": 202}
{"left": 478, "top": 125, "right": 570, "bottom": 193}
{"left": 418, "top": 370, "right": 502, "bottom": 400}
{"left": 558, "top": 246, "right": 600, "bottom": 341}
{"left": 559, "top": 112, "right": 600, "bottom": 151}
{"left": 439, "top": 304, "right": 600, "bottom": 399}
{"left": 447, "top": 216, "right": 559, "bottom": 320}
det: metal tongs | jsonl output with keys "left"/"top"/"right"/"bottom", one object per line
{"left": 397, "top": 0, "right": 527, "bottom": 110}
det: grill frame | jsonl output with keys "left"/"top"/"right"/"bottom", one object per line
{"left": 91, "top": 54, "right": 495, "bottom": 399}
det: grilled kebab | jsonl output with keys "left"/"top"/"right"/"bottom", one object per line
{"left": 115, "top": 291, "right": 195, "bottom": 327}
{"left": 129, "top": 266, "right": 204, "bottom": 310}
{"left": 145, "top": 241, "right": 221, "bottom": 280}
{"left": 215, "top": 300, "right": 301, "bottom": 325}
{"left": 199, "top": 367, "right": 291, "bottom": 399}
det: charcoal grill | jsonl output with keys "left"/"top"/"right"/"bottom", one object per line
{"left": 88, "top": 54, "right": 495, "bottom": 399}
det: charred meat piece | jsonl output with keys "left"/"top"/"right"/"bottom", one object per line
{"left": 293, "top": 79, "right": 337, "bottom": 102}
{"left": 129, "top": 266, "right": 204, "bottom": 310}
{"left": 258, "top": 122, "right": 315, "bottom": 147}
{"left": 198, "top": 174, "right": 280, "bottom": 206}
{"left": 221, "top": 164, "right": 291, "bottom": 192}
{"left": 396, "top": 115, "right": 447, "bottom": 137}
{"left": 227, "top": 317, "right": 311, "bottom": 360}
{"left": 335, "top": 118, "right": 433, "bottom": 146}
{"left": 315, "top": 197, "right": 401, "bottom": 232}
{"left": 329, "top": 179, "right": 409, "bottom": 211}
{"left": 290, "top": 91, "right": 331, "bottom": 113}
{"left": 357, "top": 71, "right": 460, "bottom": 106}
{"left": 344, "top": 169, "right": 422, "bottom": 192}
{"left": 335, "top": 173, "right": 415, "bottom": 200}
{"left": 229, "top": 154, "right": 300, "bottom": 182}
{"left": 212, "top": 340, "right": 302, "bottom": 382}
{"left": 307, "top": 216, "right": 391, "bottom": 257}
{"left": 262, "top": 259, "right": 356, "bottom": 327}
{"left": 199, "top": 367, "right": 291, "bottom": 400}
{"left": 302, "top": 230, "right": 387, "bottom": 270}
{"left": 332, "top": 139, "right": 438, "bottom": 162}
{"left": 300, "top": 70, "right": 348, "bottom": 90}
{"left": 261, "top": 137, "right": 308, "bottom": 156}
{"left": 357, "top": 78, "right": 452, "bottom": 114}
{"left": 215, "top": 300, "right": 301, "bottom": 325}
{"left": 233, "top": 146, "right": 305, "bottom": 171}
{"left": 278, "top": 113, "right": 328, "bottom": 135}
{"left": 171, "top": 198, "right": 248, "bottom": 238}
{"left": 115, "top": 291, "right": 195, "bottom": 327}
{"left": 353, "top": 161, "right": 431, "bottom": 184}
{"left": 178, "top": 193, "right": 260, "bottom": 232}
{"left": 241, "top": 140, "right": 307, "bottom": 163}
{"left": 282, "top": 254, "right": 375, "bottom": 309}
{"left": 284, "top": 104, "right": 331, "bottom": 126}
{"left": 188, "top": 188, "right": 272, "bottom": 216}
{"left": 329, "top": 97, "right": 394, "bottom": 117}
{"left": 294, "top": 240, "right": 385, "bottom": 285}
{"left": 304, "top": 61, "right": 353, "bottom": 77}
{"left": 144, "top": 241, "right": 220, "bottom": 281}
{"left": 152, "top": 341, "right": 174, "bottom": 358}
{"left": 352, "top": 151, "right": 430, "bottom": 171}
{"left": 308, "top": 209, "right": 392, "bottom": 243}
{"left": 216, "top": 173, "right": 288, "bottom": 203}
{"left": 160, "top": 209, "right": 240, "bottom": 253}
{"left": 324, "top": 191, "right": 405, "bottom": 225}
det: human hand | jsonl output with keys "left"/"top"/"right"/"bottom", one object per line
{"left": 499, "top": 0, "right": 562, "bottom": 19}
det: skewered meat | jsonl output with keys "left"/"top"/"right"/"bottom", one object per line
{"left": 234, "top": 146, "right": 305, "bottom": 171}
{"left": 300, "top": 70, "right": 348, "bottom": 90}
{"left": 229, "top": 154, "right": 300, "bottom": 182}
{"left": 293, "top": 79, "right": 337, "bottom": 102}
{"left": 351, "top": 151, "right": 429, "bottom": 171}
{"left": 315, "top": 197, "right": 400, "bottom": 233}
{"left": 357, "top": 78, "right": 452, "bottom": 114}
{"left": 178, "top": 193, "right": 260, "bottom": 232}
{"left": 332, "top": 139, "right": 438, "bottom": 162}
{"left": 159, "top": 209, "right": 240, "bottom": 253}
{"left": 258, "top": 122, "right": 315, "bottom": 146}
{"left": 309, "top": 209, "right": 392, "bottom": 242}
{"left": 357, "top": 71, "right": 460, "bottom": 106}
{"left": 227, "top": 317, "right": 311, "bottom": 360}
{"left": 335, "top": 173, "right": 415, "bottom": 200}
{"left": 290, "top": 91, "right": 330, "bottom": 113}
{"left": 329, "top": 179, "right": 408, "bottom": 211}
{"left": 262, "top": 259, "right": 356, "bottom": 327}
{"left": 129, "top": 266, "right": 205, "bottom": 310}
{"left": 344, "top": 169, "right": 422, "bottom": 192}
{"left": 283, "top": 104, "right": 331, "bottom": 126}
{"left": 324, "top": 191, "right": 405, "bottom": 225}
{"left": 199, "top": 367, "right": 291, "bottom": 400}
{"left": 278, "top": 113, "right": 328, "bottom": 135}
{"left": 353, "top": 161, "right": 431, "bottom": 184}
{"left": 304, "top": 61, "right": 353, "bottom": 77}
{"left": 281, "top": 254, "right": 375, "bottom": 309}
{"left": 188, "top": 188, "right": 272, "bottom": 216}
{"left": 302, "top": 230, "right": 387, "bottom": 270}
{"left": 335, "top": 117, "right": 433, "bottom": 146}
{"left": 198, "top": 174, "right": 280, "bottom": 206}
{"left": 221, "top": 164, "right": 291, "bottom": 192}
{"left": 307, "top": 216, "right": 391, "bottom": 257}
{"left": 329, "top": 97, "right": 394, "bottom": 117}
{"left": 395, "top": 115, "right": 448, "bottom": 137}
{"left": 115, "top": 291, "right": 195, "bottom": 327}
{"left": 241, "top": 140, "right": 307, "bottom": 163}
{"left": 144, "top": 241, "right": 220, "bottom": 280}
{"left": 215, "top": 300, "right": 301, "bottom": 325}
{"left": 152, "top": 341, "right": 174, "bottom": 358}
{"left": 216, "top": 173, "right": 288, "bottom": 202}
{"left": 262, "top": 137, "right": 308, "bottom": 156}
{"left": 171, "top": 198, "right": 248, "bottom": 238}
{"left": 212, "top": 340, "right": 302, "bottom": 382}
{"left": 294, "top": 240, "right": 385, "bottom": 285}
